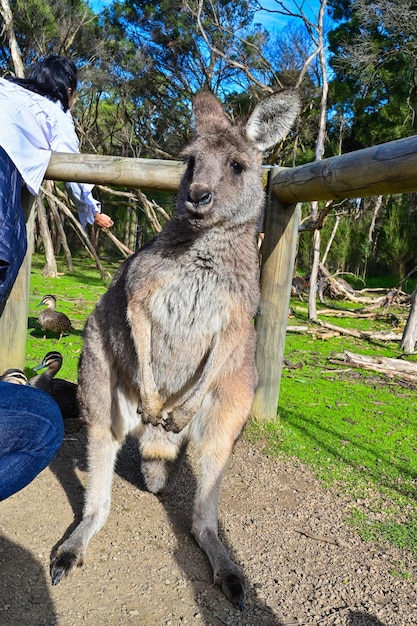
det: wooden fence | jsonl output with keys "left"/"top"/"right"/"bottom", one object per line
{"left": 2, "top": 133, "right": 417, "bottom": 421}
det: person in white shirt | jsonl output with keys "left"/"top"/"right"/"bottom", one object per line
{"left": 0, "top": 55, "right": 114, "bottom": 304}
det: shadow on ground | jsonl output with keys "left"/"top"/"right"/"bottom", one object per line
{"left": 0, "top": 535, "right": 58, "bottom": 625}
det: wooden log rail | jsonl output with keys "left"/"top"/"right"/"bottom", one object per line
{"left": 45, "top": 133, "right": 417, "bottom": 199}
{"left": 270, "top": 134, "right": 417, "bottom": 203}
{"left": 46, "top": 153, "right": 186, "bottom": 192}
{"left": 2, "top": 133, "right": 417, "bottom": 421}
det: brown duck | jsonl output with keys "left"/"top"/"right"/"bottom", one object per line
{"left": 38, "top": 295, "right": 72, "bottom": 337}
{"left": 0, "top": 368, "right": 29, "bottom": 385}
{"left": 30, "top": 351, "right": 79, "bottom": 423}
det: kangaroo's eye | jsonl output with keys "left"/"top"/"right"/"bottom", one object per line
{"left": 231, "top": 161, "right": 244, "bottom": 175}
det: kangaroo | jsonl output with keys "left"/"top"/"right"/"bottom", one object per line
{"left": 50, "top": 90, "right": 300, "bottom": 609}
{"left": 291, "top": 275, "right": 309, "bottom": 300}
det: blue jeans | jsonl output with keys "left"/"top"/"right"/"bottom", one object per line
{"left": 0, "top": 382, "right": 64, "bottom": 500}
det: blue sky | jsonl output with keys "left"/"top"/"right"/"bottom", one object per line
{"left": 254, "top": 0, "right": 323, "bottom": 31}
{"left": 88, "top": 0, "right": 324, "bottom": 33}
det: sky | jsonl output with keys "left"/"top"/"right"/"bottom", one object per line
{"left": 88, "top": 0, "right": 324, "bottom": 33}
{"left": 254, "top": 0, "right": 324, "bottom": 31}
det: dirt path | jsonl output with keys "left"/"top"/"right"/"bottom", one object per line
{"left": 1, "top": 430, "right": 416, "bottom": 625}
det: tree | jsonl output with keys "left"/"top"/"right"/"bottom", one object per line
{"left": 0, "top": 0, "right": 24, "bottom": 76}
{"left": 0, "top": 0, "right": 131, "bottom": 274}
{"left": 0, "top": 0, "right": 99, "bottom": 66}
{"left": 327, "top": 0, "right": 417, "bottom": 151}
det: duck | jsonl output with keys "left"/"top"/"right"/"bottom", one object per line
{"left": 30, "top": 351, "right": 79, "bottom": 423}
{"left": 0, "top": 368, "right": 29, "bottom": 385}
{"left": 38, "top": 294, "right": 73, "bottom": 338}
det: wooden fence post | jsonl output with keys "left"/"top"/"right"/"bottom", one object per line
{"left": 252, "top": 167, "right": 300, "bottom": 422}
{"left": 0, "top": 189, "right": 35, "bottom": 373}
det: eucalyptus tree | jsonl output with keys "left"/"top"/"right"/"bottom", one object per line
{"left": 325, "top": 0, "right": 417, "bottom": 331}
{"left": 97, "top": 0, "right": 274, "bottom": 160}
{"left": 327, "top": 0, "right": 417, "bottom": 150}
{"left": 0, "top": 0, "right": 121, "bottom": 274}
{"left": 0, "top": 0, "right": 100, "bottom": 68}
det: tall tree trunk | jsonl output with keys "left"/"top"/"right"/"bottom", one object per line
{"left": 401, "top": 287, "right": 417, "bottom": 354}
{"left": 307, "top": 0, "right": 328, "bottom": 321}
{"left": 368, "top": 195, "right": 383, "bottom": 243}
{"left": 0, "top": 0, "right": 25, "bottom": 77}
{"left": 321, "top": 213, "right": 340, "bottom": 267}
{"left": 42, "top": 182, "right": 74, "bottom": 272}
{"left": 41, "top": 186, "right": 109, "bottom": 281}
{"left": 128, "top": 205, "right": 138, "bottom": 251}
{"left": 36, "top": 196, "right": 58, "bottom": 277}
{"left": 309, "top": 216, "right": 321, "bottom": 321}
{"left": 361, "top": 195, "right": 383, "bottom": 279}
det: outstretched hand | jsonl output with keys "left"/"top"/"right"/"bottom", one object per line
{"left": 94, "top": 213, "right": 114, "bottom": 229}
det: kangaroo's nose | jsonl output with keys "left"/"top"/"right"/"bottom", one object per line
{"left": 186, "top": 184, "right": 213, "bottom": 214}
{"left": 187, "top": 190, "right": 212, "bottom": 207}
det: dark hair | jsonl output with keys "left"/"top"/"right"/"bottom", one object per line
{"left": 9, "top": 56, "right": 77, "bottom": 112}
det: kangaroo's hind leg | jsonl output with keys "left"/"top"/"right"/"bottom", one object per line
{"left": 190, "top": 368, "right": 254, "bottom": 610}
{"left": 50, "top": 319, "right": 126, "bottom": 585}
{"left": 50, "top": 422, "right": 121, "bottom": 584}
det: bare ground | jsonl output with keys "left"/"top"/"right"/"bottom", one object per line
{"left": 1, "top": 429, "right": 416, "bottom": 626}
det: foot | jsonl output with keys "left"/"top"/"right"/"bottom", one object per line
{"left": 50, "top": 549, "right": 83, "bottom": 585}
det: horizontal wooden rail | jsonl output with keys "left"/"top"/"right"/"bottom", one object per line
{"left": 47, "top": 153, "right": 185, "bottom": 191}
{"left": 47, "top": 134, "right": 417, "bottom": 203}
{"left": 271, "top": 134, "right": 417, "bottom": 203}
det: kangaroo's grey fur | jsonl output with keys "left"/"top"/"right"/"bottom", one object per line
{"left": 50, "top": 90, "right": 300, "bottom": 608}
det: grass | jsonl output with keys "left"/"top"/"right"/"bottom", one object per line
{"left": 25, "top": 253, "right": 118, "bottom": 381}
{"left": 26, "top": 253, "right": 417, "bottom": 567}
{"left": 247, "top": 301, "right": 417, "bottom": 567}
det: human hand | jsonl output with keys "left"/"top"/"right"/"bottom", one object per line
{"left": 94, "top": 213, "right": 114, "bottom": 229}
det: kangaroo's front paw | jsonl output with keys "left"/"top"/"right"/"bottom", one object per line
{"left": 138, "top": 394, "right": 164, "bottom": 425}
{"left": 50, "top": 549, "right": 83, "bottom": 585}
{"left": 163, "top": 406, "right": 194, "bottom": 432}
{"left": 140, "top": 410, "right": 163, "bottom": 427}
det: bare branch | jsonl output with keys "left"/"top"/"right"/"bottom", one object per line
{"left": 193, "top": 0, "right": 273, "bottom": 93}
{"left": 41, "top": 185, "right": 109, "bottom": 280}
{"left": 97, "top": 184, "right": 170, "bottom": 230}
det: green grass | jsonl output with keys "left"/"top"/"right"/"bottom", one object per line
{"left": 26, "top": 254, "right": 417, "bottom": 565}
{"left": 25, "top": 253, "right": 117, "bottom": 382}
{"left": 247, "top": 300, "right": 417, "bottom": 565}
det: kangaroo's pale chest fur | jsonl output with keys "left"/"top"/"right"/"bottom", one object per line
{"left": 141, "top": 240, "right": 254, "bottom": 399}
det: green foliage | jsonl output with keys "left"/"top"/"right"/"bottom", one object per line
{"left": 296, "top": 193, "right": 417, "bottom": 281}
{"left": 95, "top": 0, "right": 272, "bottom": 160}
{"left": 327, "top": 0, "right": 417, "bottom": 151}
{"left": 3, "top": 0, "right": 99, "bottom": 64}
{"left": 3, "top": 0, "right": 417, "bottom": 283}
{"left": 378, "top": 195, "right": 417, "bottom": 280}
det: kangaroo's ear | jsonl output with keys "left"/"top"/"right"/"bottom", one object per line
{"left": 245, "top": 89, "right": 301, "bottom": 151}
{"left": 192, "top": 92, "right": 231, "bottom": 134}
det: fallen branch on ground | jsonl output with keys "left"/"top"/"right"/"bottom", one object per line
{"left": 315, "top": 319, "right": 402, "bottom": 342}
{"left": 286, "top": 321, "right": 403, "bottom": 342}
{"left": 295, "top": 528, "right": 350, "bottom": 548}
{"left": 287, "top": 325, "right": 341, "bottom": 339}
{"left": 329, "top": 351, "right": 417, "bottom": 386}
